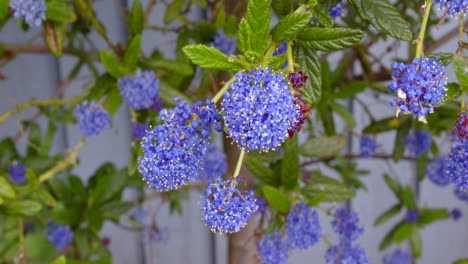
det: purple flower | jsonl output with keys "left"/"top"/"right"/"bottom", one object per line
{"left": 331, "top": 208, "right": 364, "bottom": 242}
{"left": 326, "top": 242, "right": 370, "bottom": 264}
{"left": 9, "top": 0, "right": 46, "bottom": 27}
{"left": 46, "top": 221, "right": 73, "bottom": 250}
{"left": 383, "top": 249, "right": 412, "bottom": 264}
{"left": 454, "top": 112, "right": 468, "bottom": 139}
{"left": 329, "top": 1, "right": 345, "bottom": 19}
{"left": 131, "top": 122, "right": 149, "bottom": 140}
{"left": 257, "top": 232, "right": 291, "bottom": 264}
{"left": 210, "top": 29, "right": 236, "bottom": 55}
{"left": 451, "top": 208, "right": 462, "bottom": 221}
{"left": 118, "top": 70, "right": 160, "bottom": 110}
{"left": 7, "top": 160, "right": 27, "bottom": 184}
{"left": 73, "top": 101, "right": 111, "bottom": 136}
{"left": 435, "top": 0, "right": 468, "bottom": 16}
{"left": 359, "top": 136, "right": 377, "bottom": 157}
{"left": 446, "top": 139, "right": 468, "bottom": 190}
{"left": 426, "top": 155, "right": 450, "bottom": 186}
{"left": 273, "top": 42, "right": 287, "bottom": 56}
{"left": 288, "top": 71, "right": 308, "bottom": 89}
{"left": 149, "top": 98, "right": 164, "bottom": 112}
{"left": 454, "top": 187, "right": 468, "bottom": 202}
{"left": 255, "top": 197, "right": 269, "bottom": 214}
{"left": 285, "top": 201, "right": 322, "bottom": 249}
{"left": 406, "top": 209, "right": 419, "bottom": 224}
{"left": 405, "top": 130, "right": 431, "bottom": 157}
{"left": 197, "top": 143, "right": 227, "bottom": 182}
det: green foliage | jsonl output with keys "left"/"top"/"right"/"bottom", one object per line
{"left": 296, "top": 28, "right": 365, "bottom": 52}
{"left": 293, "top": 46, "right": 322, "bottom": 105}
{"left": 302, "top": 172, "right": 356, "bottom": 203}
{"left": 300, "top": 135, "right": 347, "bottom": 158}
{"left": 238, "top": 0, "right": 270, "bottom": 54}
{"left": 453, "top": 58, "right": 468, "bottom": 91}
{"left": 262, "top": 186, "right": 290, "bottom": 213}
{"left": 183, "top": 45, "right": 243, "bottom": 70}
{"left": 272, "top": 12, "right": 313, "bottom": 43}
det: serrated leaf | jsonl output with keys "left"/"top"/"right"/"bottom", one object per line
{"left": 300, "top": 135, "right": 347, "bottom": 158}
{"left": 271, "top": 0, "right": 293, "bottom": 17}
{"left": 123, "top": 35, "right": 141, "bottom": 69}
{"left": 302, "top": 172, "right": 355, "bottom": 202}
{"left": 0, "top": 178, "right": 16, "bottom": 200}
{"left": 272, "top": 12, "right": 312, "bottom": 43}
{"left": 268, "top": 54, "right": 287, "bottom": 69}
{"left": 262, "top": 186, "right": 289, "bottom": 213}
{"left": 293, "top": 45, "right": 321, "bottom": 105}
{"left": 46, "top": 0, "right": 77, "bottom": 22}
{"left": 374, "top": 204, "right": 402, "bottom": 226}
{"left": 5, "top": 200, "right": 42, "bottom": 216}
{"left": 164, "top": 0, "right": 184, "bottom": 24}
{"left": 245, "top": 155, "right": 278, "bottom": 186}
{"left": 129, "top": 0, "right": 143, "bottom": 35}
{"left": 183, "top": 45, "right": 243, "bottom": 70}
{"left": 237, "top": 0, "right": 270, "bottom": 53}
{"left": 99, "top": 51, "right": 125, "bottom": 79}
{"left": 280, "top": 136, "right": 299, "bottom": 189}
{"left": 314, "top": 6, "right": 334, "bottom": 27}
{"left": 453, "top": 58, "right": 468, "bottom": 91}
{"left": 348, "top": 0, "right": 412, "bottom": 41}
{"left": 428, "top": 52, "right": 454, "bottom": 65}
{"left": 296, "top": 27, "right": 365, "bottom": 51}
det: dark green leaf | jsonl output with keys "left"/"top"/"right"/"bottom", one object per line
{"left": 123, "top": 35, "right": 141, "bottom": 69}
{"left": 393, "top": 118, "right": 411, "bottom": 162}
{"left": 272, "top": 12, "right": 312, "bottom": 43}
{"left": 410, "top": 227, "right": 422, "bottom": 257}
{"left": 74, "top": 230, "right": 91, "bottom": 258}
{"left": 334, "top": 81, "right": 368, "bottom": 99}
{"left": 293, "top": 45, "right": 321, "bottom": 105}
{"left": 143, "top": 57, "right": 194, "bottom": 77}
{"left": 400, "top": 186, "right": 416, "bottom": 209}
{"left": 88, "top": 207, "right": 103, "bottom": 232}
{"left": 262, "top": 186, "right": 290, "bottom": 213}
{"left": 103, "top": 89, "right": 122, "bottom": 117}
{"left": 453, "top": 58, "right": 468, "bottom": 91}
{"left": 416, "top": 208, "right": 449, "bottom": 226}
{"left": 99, "top": 51, "right": 125, "bottom": 79}
{"left": 302, "top": 172, "right": 356, "bottom": 202}
{"left": 85, "top": 74, "right": 117, "bottom": 101}
{"left": 271, "top": 0, "right": 293, "bottom": 17}
{"left": 159, "top": 81, "right": 191, "bottom": 107}
{"left": 238, "top": 0, "right": 270, "bottom": 53}
{"left": 379, "top": 220, "right": 405, "bottom": 250}
{"left": 444, "top": 82, "right": 462, "bottom": 102}
{"left": 383, "top": 173, "right": 401, "bottom": 196}
{"left": 5, "top": 200, "right": 42, "bottom": 216}
{"left": 100, "top": 201, "right": 134, "bottom": 218}
{"left": 0, "top": 178, "right": 16, "bottom": 200}
{"left": 26, "top": 123, "right": 41, "bottom": 157}
{"left": 129, "top": 0, "right": 144, "bottom": 35}
{"left": 25, "top": 231, "right": 57, "bottom": 262}
{"left": 300, "top": 135, "right": 347, "bottom": 158}
{"left": 374, "top": 204, "right": 402, "bottom": 226}
{"left": 245, "top": 155, "right": 278, "bottom": 186}
{"left": 46, "top": 0, "right": 77, "bottom": 22}
{"left": 68, "top": 175, "right": 87, "bottom": 201}
{"left": 363, "top": 117, "right": 400, "bottom": 134}
{"left": 183, "top": 45, "right": 243, "bottom": 70}
{"left": 36, "top": 188, "right": 57, "bottom": 206}
{"left": 164, "top": 0, "right": 185, "bottom": 24}
{"left": 416, "top": 154, "right": 429, "bottom": 181}
{"left": 428, "top": 52, "right": 454, "bottom": 65}
{"left": 0, "top": 0, "right": 10, "bottom": 28}
{"left": 348, "top": 0, "right": 412, "bottom": 41}
{"left": 52, "top": 202, "right": 82, "bottom": 225}
{"left": 296, "top": 27, "right": 365, "bottom": 51}
{"left": 393, "top": 223, "right": 413, "bottom": 243}
{"left": 313, "top": 6, "right": 334, "bottom": 27}
{"left": 280, "top": 135, "right": 299, "bottom": 190}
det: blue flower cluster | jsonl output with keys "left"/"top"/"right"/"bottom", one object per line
{"left": 118, "top": 70, "right": 160, "bottom": 110}
{"left": 326, "top": 242, "right": 369, "bottom": 264}
{"left": 435, "top": 0, "right": 468, "bottom": 16}
{"left": 273, "top": 42, "right": 287, "bottom": 56}
{"left": 329, "top": 1, "right": 345, "bottom": 19}
{"left": 426, "top": 155, "right": 450, "bottom": 186}
{"left": 9, "top": 0, "right": 46, "bottom": 27}
{"left": 455, "top": 187, "right": 468, "bottom": 202}
{"left": 446, "top": 139, "right": 468, "bottom": 190}
{"left": 285, "top": 201, "right": 322, "bottom": 250}
{"left": 210, "top": 29, "right": 236, "bottom": 55}
{"left": 73, "top": 101, "right": 111, "bottom": 136}
{"left": 331, "top": 208, "right": 364, "bottom": 242}
{"left": 454, "top": 112, "right": 468, "bottom": 139}
{"left": 406, "top": 209, "right": 419, "bottom": 224}
{"left": 7, "top": 160, "right": 27, "bottom": 184}
{"left": 139, "top": 99, "right": 221, "bottom": 191}
{"left": 405, "top": 130, "right": 431, "bottom": 157}
{"left": 197, "top": 143, "right": 227, "bottom": 182}
{"left": 149, "top": 98, "right": 163, "bottom": 112}
{"left": 388, "top": 57, "right": 447, "bottom": 122}
{"left": 258, "top": 232, "right": 290, "bottom": 264}
{"left": 200, "top": 179, "right": 258, "bottom": 233}
{"left": 255, "top": 196, "right": 269, "bottom": 214}
{"left": 46, "top": 221, "right": 73, "bottom": 250}
{"left": 221, "top": 67, "right": 299, "bottom": 152}
{"left": 383, "top": 249, "right": 412, "bottom": 264}
{"left": 131, "top": 122, "right": 149, "bottom": 140}
{"left": 359, "top": 135, "right": 377, "bottom": 157}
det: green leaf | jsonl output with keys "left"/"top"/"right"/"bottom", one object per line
{"left": 0, "top": 0, "right": 10, "bottom": 28}
{"left": 400, "top": 186, "right": 416, "bottom": 209}
{"left": 164, "top": 0, "right": 185, "bottom": 24}
{"left": 85, "top": 74, "right": 117, "bottom": 101}
{"left": 52, "top": 203, "right": 82, "bottom": 225}
{"left": 428, "top": 52, "right": 454, "bottom": 65}
{"left": 99, "top": 51, "right": 125, "bottom": 79}
{"left": 40, "top": 120, "right": 56, "bottom": 157}
{"left": 68, "top": 175, "right": 88, "bottom": 202}
{"left": 293, "top": 45, "right": 321, "bottom": 105}
{"left": 296, "top": 27, "right": 365, "bottom": 51}
{"left": 313, "top": 6, "right": 334, "bottom": 27}
{"left": 271, "top": 0, "right": 293, "bottom": 17}
{"left": 280, "top": 135, "right": 299, "bottom": 190}
{"left": 333, "top": 81, "right": 368, "bottom": 99}
{"left": 103, "top": 89, "right": 122, "bottom": 117}
{"left": 46, "top": 0, "right": 77, "bottom": 22}
{"left": 416, "top": 208, "right": 449, "bottom": 226}
{"left": 302, "top": 172, "right": 356, "bottom": 202}
{"left": 330, "top": 102, "right": 356, "bottom": 129}
{"left": 453, "top": 58, "right": 468, "bottom": 91}
{"left": 36, "top": 188, "right": 57, "bottom": 206}
{"left": 5, "top": 200, "right": 42, "bottom": 216}
{"left": 348, "top": 0, "right": 412, "bottom": 41}
{"left": 268, "top": 54, "right": 287, "bottom": 69}
{"left": 245, "top": 155, "right": 278, "bottom": 186}
{"left": 300, "top": 135, "right": 347, "bottom": 158}
{"left": 262, "top": 186, "right": 290, "bottom": 213}
{"left": 383, "top": 173, "right": 401, "bottom": 196}
{"left": 144, "top": 57, "right": 194, "bottom": 77}
{"left": 44, "top": 22, "right": 67, "bottom": 57}
{"left": 379, "top": 220, "right": 405, "bottom": 250}
{"left": 410, "top": 227, "right": 422, "bottom": 258}
{"left": 272, "top": 12, "right": 312, "bottom": 43}
{"left": 392, "top": 118, "right": 411, "bottom": 162}
{"left": 100, "top": 201, "right": 134, "bottom": 218}
{"left": 123, "top": 35, "right": 141, "bottom": 69}
{"left": 51, "top": 256, "right": 66, "bottom": 264}
{"left": 74, "top": 230, "right": 91, "bottom": 258}
{"left": 363, "top": 117, "right": 400, "bottom": 134}
{"left": 238, "top": 0, "right": 270, "bottom": 53}
{"left": 129, "top": 0, "right": 144, "bottom": 35}
{"left": 0, "top": 178, "right": 16, "bottom": 200}
{"left": 88, "top": 207, "right": 104, "bottom": 232}
{"left": 454, "top": 259, "right": 468, "bottom": 264}
{"left": 25, "top": 231, "right": 57, "bottom": 262}
{"left": 445, "top": 82, "right": 462, "bottom": 102}
{"left": 393, "top": 223, "right": 413, "bottom": 243}
{"left": 183, "top": 45, "right": 243, "bottom": 70}
{"left": 374, "top": 204, "right": 402, "bottom": 226}
{"left": 416, "top": 154, "right": 429, "bottom": 181}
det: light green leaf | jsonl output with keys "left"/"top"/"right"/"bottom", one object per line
{"left": 300, "top": 135, "right": 347, "bottom": 158}
{"left": 5, "top": 200, "right": 42, "bottom": 216}
{"left": 302, "top": 172, "right": 355, "bottom": 202}
{"left": 363, "top": 117, "right": 400, "bottom": 134}
{"left": 262, "top": 186, "right": 290, "bottom": 213}
{"left": 293, "top": 45, "right": 321, "bottom": 105}
{"left": 164, "top": 0, "right": 185, "bottom": 24}
{"left": 0, "top": 178, "right": 16, "bottom": 200}
{"left": 129, "top": 0, "right": 144, "bottom": 35}
{"left": 272, "top": 12, "right": 312, "bottom": 43}
{"left": 428, "top": 52, "right": 454, "bottom": 65}
{"left": 123, "top": 35, "right": 141, "bottom": 69}
{"left": 46, "top": 0, "right": 77, "bottom": 22}
{"left": 454, "top": 259, "right": 468, "bottom": 264}
{"left": 99, "top": 51, "right": 125, "bottom": 79}
{"left": 416, "top": 208, "right": 449, "bottom": 226}
{"left": 237, "top": 0, "right": 270, "bottom": 53}
{"left": 348, "top": 0, "right": 412, "bottom": 41}
{"left": 383, "top": 173, "right": 401, "bottom": 196}
{"left": 296, "top": 27, "right": 365, "bottom": 51}
{"left": 453, "top": 58, "right": 468, "bottom": 91}
{"left": 25, "top": 231, "right": 57, "bottom": 261}
{"left": 374, "top": 204, "right": 402, "bottom": 226}
{"left": 51, "top": 256, "right": 66, "bottom": 264}
{"left": 379, "top": 220, "right": 405, "bottom": 250}
{"left": 183, "top": 45, "right": 243, "bottom": 70}
{"left": 144, "top": 57, "right": 194, "bottom": 77}
{"left": 280, "top": 135, "right": 299, "bottom": 190}
{"left": 400, "top": 186, "right": 416, "bottom": 209}
{"left": 103, "top": 89, "right": 122, "bottom": 117}
{"left": 410, "top": 227, "right": 422, "bottom": 257}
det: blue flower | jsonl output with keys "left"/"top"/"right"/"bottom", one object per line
{"left": 221, "top": 67, "right": 300, "bottom": 152}
{"left": 285, "top": 201, "right": 322, "bottom": 250}
{"left": 118, "top": 70, "right": 160, "bottom": 110}
{"left": 131, "top": 122, "right": 149, "bottom": 140}
{"left": 383, "top": 249, "right": 412, "bottom": 264}
{"left": 149, "top": 98, "right": 164, "bottom": 112}
{"left": 73, "top": 101, "right": 111, "bottom": 136}
{"left": 405, "top": 209, "right": 419, "bottom": 224}
{"left": 255, "top": 196, "right": 269, "bottom": 215}
{"left": 210, "top": 29, "right": 236, "bottom": 55}
{"left": 454, "top": 112, "right": 468, "bottom": 139}
{"left": 435, "top": 0, "right": 468, "bottom": 16}
{"left": 405, "top": 130, "right": 431, "bottom": 157}
{"left": 426, "top": 155, "right": 450, "bottom": 186}
{"left": 359, "top": 136, "right": 377, "bottom": 157}
{"left": 331, "top": 208, "right": 364, "bottom": 242}
{"left": 329, "top": 1, "right": 345, "bottom": 19}
{"left": 197, "top": 143, "right": 227, "bottom": 182}
{"left": 273, "top": 42, "right": 287, "bottom": 56}
{"left": 7, "top": 160, "right": 27, "bottom": 184}
{"left": 446, "top": 139, "right": 468, "bottom": 190}
{"left": 9, "top": 0, "right": 46, "bottom": 27}
{"left": 257, "top": 232, "right": 291, "bottom": 264}
{"left": 326, "top": 242, "right": 369, "bottom": 264}
{"left": 200, "top": 179, "right": 258, "bottom": 234}
{"left": 451, "top": 208, "right": 462, "bottom": 221}
{"left": 46, "top": 221, "right": 73, "bottom": 250}
{"left": 454, "top": 187, "right": 468, "bottom": 202}
{"left": 388, "top": 57, "right": 447, "bottom": 122}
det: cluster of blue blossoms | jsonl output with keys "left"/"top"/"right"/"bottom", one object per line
{"left": 435, "top": 0, "right": 468, "bottom": 16}
{"left": 118, "top": 70, "right": 160, "bottom": 110}
{"left": 359, "top": 135, "right": 377, "bottom": 157}
{"left": 404, "top": 130, "right": 431, "bottom": 157}
{"left": 7, "top": 160, "right": 27, "bottom": 184}
{"left": 9, "top": 0, "right": 46, "bottom": 27}
{"left": 446, "top": 138, "right": 468, "bottom": 190}
{"left": 197, "top": 143, "right": 227, "bottom": 182}
{"left": 210, "top": 29, "right": 236, "bottom": 55}
{"left": 426, "top": 155, "right": 450, "bottom": 186}
{"left": 383, "top": 249, "right": 412, "bottom": 264}
{"left": 329, "top": 1, "right": 345, "bottom": 19}
{"left": 258, "top": 232, "right": 291, "bottom": 264}
{"left": 388, "top": 57, "right": 447, "bottom": 123}
{"left": 222, "top": 67, "right": 300, "bottom": 152}
{"left": 131, "top": 122, "right": 150, "bottom": 140}
{"left": 73, "top": 101, "right": 111, "bottom": 136}
{"left": 46, "top": 221, "right": 73, "bottom": 250}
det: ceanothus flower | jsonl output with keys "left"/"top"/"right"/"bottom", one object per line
{"left": 426, "top": 155, "right": 450, "bottom": 186}
{"left": 331, "top": 208, "right": 364, "bottom": 242}
{"left": 287, "top": 95, "right": 311, "bottom": 138}
{"left": 257, "top": 232, "right": 291, "bottom": 264}
{"left": 73, "top": 101, "right": 111, "bottom": 136}
{"left": 326, "top": 242, "right": 370, "bottom": 264}
{"left": 288, "top": 72, "right": 308, "bottom": 89}
{"left": 221, "top": 67, "right": 300, "bottom": 152}
{"left": 118, "top": 70, "right": 160, "bottom": 110}
{"left": 454, "top": 112, "right": 468, "bottom": 139}
{"left": 451, "top": 208, "right": 463, "bottom": 221}
{"left": 273, "top": 42, "right": 287, "bottom": 56}
{"left": 210, "top": 29, "right": 236, "bottom": 55}
{"left": 359, "top": 135, "right": 377, "bottom": 157}
{"left": 388, "top": 57, "right": 447, "bottom": 123}
{"left": 405, "top": 130, "right": 431, "bottom": 157}
{"left": 446, "top": 139, "right": 468, "bottom": 190}
{"left": 131, "top": 122, "right": 149, "bottom": 140}
{"left": 435, "top": 0, "right": 468, "bottom": 16}
{"left": 9, "top": 0, "right": 46, "bottom": 27}
{"left": 285, "top": 201, "right": 322, "bottom": 249}
{"left": 454, "top": 187, "right": 468, "bottom": 202}
{"left": 255, "top": 197, "right": 269, "bottom": 214}
{"left": 46, "top": 221, "right": 73, "bottom": 250}
{"left": 7, "top": 160, "right": 27, "bottom": 184}
{"left": 329, "top": 1, "right": 345, "bottom": 19}
{"left": 200, "top": 179, "right": 258, "bottom": 234}
{"left": 197, "top": 143, "right": 227, "bottom": 182}
{"left": 406, "top": 209, "right": 419, "bottom": 224}
{"left": 383, "top": 249, "right": 412, "bottom": 264}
